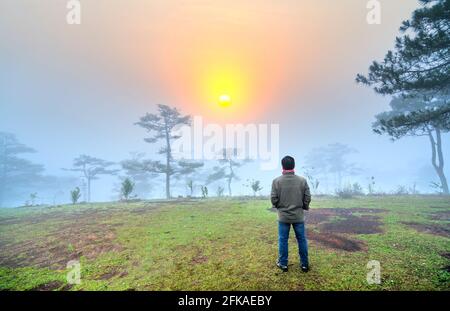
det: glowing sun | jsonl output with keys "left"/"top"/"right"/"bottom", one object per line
{"left": 218, "top": 94, "right": 232, "bottom": 107}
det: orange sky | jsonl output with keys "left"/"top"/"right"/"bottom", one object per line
{"left": 54, "top": 0, "right": 335, "bottom": 123}
{"left": 148, "top": 1, "right": 304, "bottom": 122}
{"left": 2, "top": 0, "right": 418, "bottom": 124}
{"left": 96, "top": 0, "right": 415, "bottom": 123}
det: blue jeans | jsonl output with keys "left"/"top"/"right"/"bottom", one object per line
{"left": 278, "top": 221, "right": 309, "bottom": 267}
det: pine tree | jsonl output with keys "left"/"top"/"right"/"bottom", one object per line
{"left": 64, "top": 155, "right": 119, "bottom": 202}
{"left": 373, "top": 95, "right": 449, "bottom": 193}
{"left": 0, "top": 132, "right": 44, "bottom": 206}
{"left": 357, "top": 0, "right": 449, "bottom": 96}
{"left": 357, "top": 0, "right": 450, "bottom": 194}
{"left": 135, "top": 105, "right": 203, "bottom": 199}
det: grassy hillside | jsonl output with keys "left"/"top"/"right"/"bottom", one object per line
{"left": 0, "top": 196, "right": 449, "bottom": 290}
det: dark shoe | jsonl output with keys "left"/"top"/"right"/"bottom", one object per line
{"left": 277, "top": 261, "right": 288, "bottom": 272}
{"left": 301, "top": 265, "right": 309, "bottom": 273}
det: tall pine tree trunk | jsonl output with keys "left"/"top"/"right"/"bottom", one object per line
{"left": 165, "top": 123, "right": 171, "bottom": 199}
{"left": 165, "top": 168, "right": 170, "bottom": 199}
{"left": 428, "top": 127, "right": 449, "bottom": 194}
{"left": 87, "top": 177, "right": 91, "bottom": 202}
{"left": 228, "top": 159, "right": 233, "bottom": 196}
{"left": 0, "top": 167, "right": 3, "bottom": 206}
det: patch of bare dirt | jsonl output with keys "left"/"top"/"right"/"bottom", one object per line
{"left": 306, "top": 208, "right": 386, "bottom": 226}
{"left": 308, "top": 230, "right": 367, "bottom": 252}
{"left": 96, "top": 269, "right": 128, "bottom": 280}
{"left": 344, "top": 208, "right": 387, "bottom": 214}
{"left": 319, "top": 215, "right": 383, "bottom": 234}
{"left": 258, "top": 234, "right": 273, "bottom": 245}
{"left": 305, "top": 208, "right": 384, "bottom": 235}
{"left": 402, "top": 222, "right": 450, "bottom": 238}
{"left": 61, "top": 284, "right": 73, "bottom": 291}
{"left": 0, "top": 209, "right": 126, "bottom": 269}
{"left": 427, "top": 210, "right": 450, "bottom": 221}
{"left": 0, "top": 207, "right": 125, "bottom": 226}
{"left": 0, "top": 217, "right": 24, "bottom": 226}
{"left": 305, "top": 209, "right": 336, "bottom": 225}
{"left": 267, "top": 207, "right": 386, "bottom": 252}
{"left": 172, "top": 244, "right": 209, "bottom": 265}
{"left": 191, "top": 254, "right": 209, "bottom": 265}
{"left": 129, "top": 204, "right": 164, "bottom": 214}
{"left": 429, "top": 205, "right": 449, "bottom": 209}
{"left": 29, "top": 281, "right": 64, "bottom": 291}
{"left": 189, "top": 246, "right": 209, "bottom": 265}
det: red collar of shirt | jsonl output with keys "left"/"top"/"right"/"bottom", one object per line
{"left": 282, "top": 169, "right": 295, "bottom": 174}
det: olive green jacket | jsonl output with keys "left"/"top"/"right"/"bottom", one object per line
{"left": 271, "top": 172, "right": 311, "bottom": 223}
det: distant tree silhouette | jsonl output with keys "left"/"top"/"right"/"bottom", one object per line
{"left": 305, "top": 143, "right": 361, "bottom": 190}
{"left": 64, "top": 155, "right": 118, "bottom": 202}
{"left": 0, "top": 132, "right": 44, "bottom": 206}
{"left": 121, "top": 152, "right": 156, "bottom": 199}
{"left": 207, "top": 148, "right": 251, "bottom": 196}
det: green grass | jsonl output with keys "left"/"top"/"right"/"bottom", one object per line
{"left": 0, "top": 196, "right": 449, "bottom": 291}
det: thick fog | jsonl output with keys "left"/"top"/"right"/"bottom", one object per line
{"left": 1, "top": 0, "right": 448, "bottom": 207}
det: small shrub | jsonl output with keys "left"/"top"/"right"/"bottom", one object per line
{"left": 409, "top": 182, "right": 419, "bottom": 195}
{"left": 303, "top": 166, "right": 320, "bottom": 194}
{"left": 67, "top": 243, "right": 75, "bottom": 253}
{"left": 335, "top": 186, "right": 354, "bottom": 199}
{"left": 28, "top": 193, "right": 38, "bottom": 206}
{"left": 335, "top": 183, "right": 364, "bottom": 199}
{"left": 367, "top": 176, "right": 376, "bottom": 195}
{"left": 351, "top": 182, "right": 364, "bottom": 195}
{"left": 216, "top": 186, "right": 224, "bottom": 197}
{"left": 394, "top": 185, "right": 409, "bottom": 195}
{"left": 186, "top": 180, "right": 194, "bottom": 197}
{"left": 201, "top": 186, "right": 208, "bottom": 198}
{"left": 121, "top": 178, "right": 135, "bottom": 201}
{"left": 70, "top": 187, "right": 81, "bottom": 205}
{"left": 244, "top": 179, "right": 263, "bottom": 196}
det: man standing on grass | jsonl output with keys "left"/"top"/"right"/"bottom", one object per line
{"left": 271, "top": 156, "right": 311, "bottom": 273}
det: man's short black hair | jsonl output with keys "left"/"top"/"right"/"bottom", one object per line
{"left": 281, "top": 156, "right": 295, "bottom": 170}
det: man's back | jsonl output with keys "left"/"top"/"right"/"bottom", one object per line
{"left": 271, "top": 172, "right": 311, "bottom": 223}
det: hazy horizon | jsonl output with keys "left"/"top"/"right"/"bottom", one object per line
{"left": 1, "top": 0, "right": 448, "bottom": 206}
